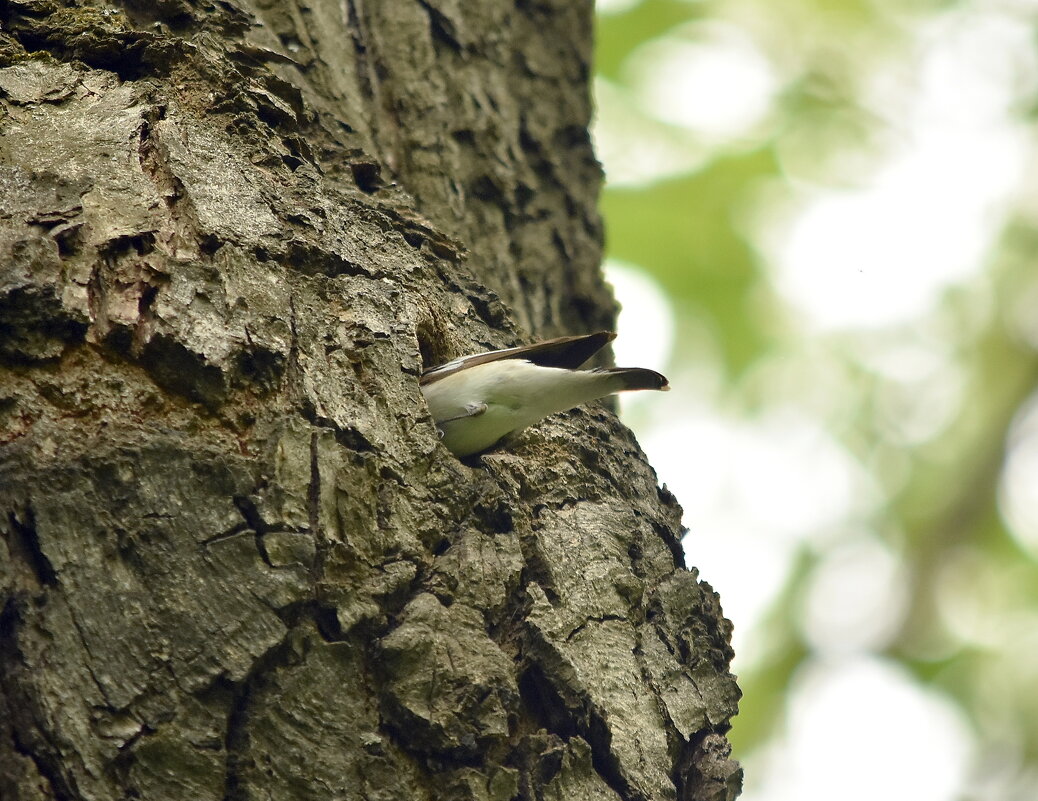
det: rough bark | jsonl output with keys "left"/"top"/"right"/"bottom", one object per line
{"left": 0, "top": 2, "right": 742, "bottom": 800}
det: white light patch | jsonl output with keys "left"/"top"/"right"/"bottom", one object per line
{"left": 592, "top": 77, "right": 708, "bottom": 186}
{"left": 625, "top": 22, "right": 777, "bottom": 140}
{"left": 647, "top": 408, "right": 874, "bottom": 546}
{"left": 685, "top": 519, "right": 796, "bottom": 667}
{"left": 743, "top": 658, "right": 974, "bottom": 801}
{"left": 851, "top": 336, "right": 965, "bottom": 445}
{"left": 853, "top": 336, "right": 952, "bottom": 384}
{"left": 650, "top": 415, "right": 797, "bottom": 659}
{"left": 800, "top": 537, "right": 908, "bottom": 655}
{"left": 595, "top": 0, "right": 643, "bottom": 14}
{"left": 772, "top": 126, "right": 1020, "bottom": 329}
{"left": 641, "top": 406, "right": 877, "bottom": 660}
{"left": 765, "top": 10, "right": 1032, "bottom": 330}
{"left": 998, "top": 392, "right": 1038, "bottom": 557}
{"left": 605, "top": 260, "right": 675, "bottom": 374}
{"left": 933, "top": 546, "right": 1037, "bottom": 650}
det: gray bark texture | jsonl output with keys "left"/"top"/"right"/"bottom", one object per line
{"left": 0, "top": 2, "right": 742, "bottom": 800}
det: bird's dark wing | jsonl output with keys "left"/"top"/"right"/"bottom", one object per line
{"left": 420, "top": 331, "right": 615, "bottom": 386}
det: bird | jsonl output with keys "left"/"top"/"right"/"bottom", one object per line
{"left": 420, "top": 331, "right": 669, "bottom": 457}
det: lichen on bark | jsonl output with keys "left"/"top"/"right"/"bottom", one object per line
{"left": 0, "top": 2, "right": 742, "bottom": 800}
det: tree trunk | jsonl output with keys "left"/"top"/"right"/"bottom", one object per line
{"left": 0, "top": 2, "right": 741, "bottom": 800}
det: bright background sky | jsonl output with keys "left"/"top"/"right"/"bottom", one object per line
{"left": 595, "top": 1, "right": 1038, "bottom": 798}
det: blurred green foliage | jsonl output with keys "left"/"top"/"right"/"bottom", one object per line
{"left": 602, "top": 151, "right": 774, "bottom": 370}
{"left": 596, "top": 0, "right": 1038, "bottom": 795}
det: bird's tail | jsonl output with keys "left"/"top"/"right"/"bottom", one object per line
{"left": 591, "top": 367, "right": 670, "bottom": 392}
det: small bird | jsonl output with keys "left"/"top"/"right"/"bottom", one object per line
{"left": 420, "top": 331, "right": 669, "bottom": 457}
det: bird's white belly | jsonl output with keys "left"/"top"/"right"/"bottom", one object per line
{"left": 422, "top": 360, "right": 584, "bottom": 457}
{"left": 421, "top": 359, "right": 617, "bottom": 457}
{"left": 436, "top": 403, "right": 526, "bottom": 457}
